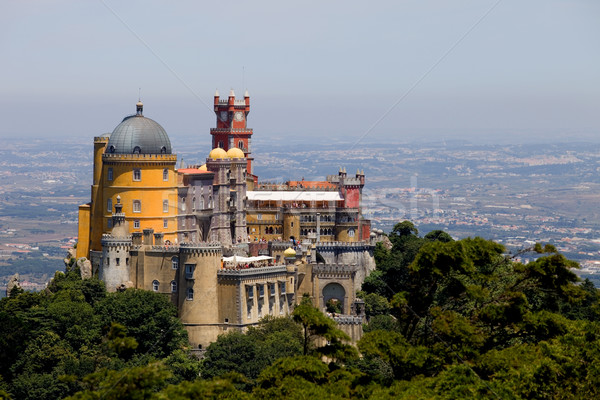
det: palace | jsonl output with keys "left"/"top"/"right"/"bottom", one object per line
{"left": 76, "top": 90, "right": 377, "bottom": 350}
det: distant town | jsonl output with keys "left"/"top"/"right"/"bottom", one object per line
{"left": 3, "top": 137, "right": 600, "bottom": 292}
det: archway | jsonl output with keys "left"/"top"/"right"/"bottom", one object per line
{"left": 322, "top": 283, "right": 345, "bottom": 314}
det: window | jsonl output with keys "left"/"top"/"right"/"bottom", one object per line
{"left": 163, "top": 219, "right": 168, "bottom": 229}
{"left": 247, "top": 286, "right": 254, "bottom": 299}
{"left": 107, "top": 167, "right": 113, "bottom": 181}
{"left": 186, "top": 288, "right": 194, "bottom": 300}
{"left": 192, "top": 197, "right": 196, "bottom": 211}
{"left": 107, "top": 219, "right": 112, "bottom": 229}
{"left": 348, "top": 228, "right": 355, "bottom": 238}
{"left": 238, "top": 140, "right": 244, "bottom": 149}
{"left": 171, "top": 280, "right": 177, "bottom": 293}
{"left": 116, "top": 258, "right": 120, "bottom": 266}
{"left": 107, "top": 198, "right": 112, "bottom": 213}
{"left": 152, "top": 280, "right": 159, "bottom": 292}
{"left": 270, "top": 283, "right": 276, "bottom": 296}
{"left": 133, "top": 168, "right": 141, "bottom": 181}
{"left": 280, "top": 281, "right": 286, "bottom": 295}
{"left": 134, "top": 220, "right": 140, "bottom": 229}
{"left": 218, "top": 141, "right": 224, "bottom": 148}
{"left": 258, "top": 284, "right": 264, "bottom": 298}
{"left": 200, "top": 197, "right": 205, "bottom": 209}
{"left": 163, "top": 168, "right": 168, "bottom": 181}
{"left": 208, "top": 196, "right": 213, "bottom": 208}
{"left": 257, "top": 214, "right": 262, "bottom": 220}
{"left": 163, "top": 200, "right": 169, "bottom": 213}
{"left": 172, "top": 257, "right": 179, "bottom": 269}
{"left": 181, "top": 198, "right": 186, "bottom": 212}
{"left": 185, "top": 264, "right": 195, "bottom": 279}
{"left": 133, "top": 146, "right": 141, "bottom": 154}
{"left": 133, "top": 200, "right": 141, "bottom": 213}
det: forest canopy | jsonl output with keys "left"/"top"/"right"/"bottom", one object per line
{"left": 1, "top": 221, "right": 599, "bottom": 399}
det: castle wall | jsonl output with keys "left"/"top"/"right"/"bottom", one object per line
{"left": 100, "top": 239, "right": 132, "bottom": 292}
{"left": 76, "top": 204, "right": 91, "bottom": 259}
{"left": 316, "top": 243, "right": 376, "bottom": 293}
{"left": 177, "top": 244, "right": 222, "bottom": 349}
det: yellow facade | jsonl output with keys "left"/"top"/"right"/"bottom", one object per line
{"left": 98, "top": 153, "right": 178, "bottom": 249}
{"left": 246, "top": 210, "right": 281, "bottom": 241}
{"left": 76, "top": 204, "right": 90, "bottom": 259}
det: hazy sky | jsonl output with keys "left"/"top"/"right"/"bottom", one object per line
{"left": 1, "top": 0, "right": 599, "bottom": 145}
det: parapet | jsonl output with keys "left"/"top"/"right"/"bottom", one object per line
{"left": 315, "top": 241, "right": 374, "bottom": 250}
{"left": 102, "top": 153, "right": 177, "bottom": 163}
{"left": 312, "top": 264, "right": 357, "bottom": 278}
{"left": 332, "top": 315, "right": 364, "bottom": 325}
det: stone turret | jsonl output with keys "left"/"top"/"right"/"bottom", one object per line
{"left": 100, "top": 196, "right": 133, "bottom": 291}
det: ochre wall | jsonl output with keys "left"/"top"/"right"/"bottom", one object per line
{"left": 76, "top": 204, "right": 90, "bottom": 259}
{"left": 97, "top": 156, "right": 177, "bottom": 250}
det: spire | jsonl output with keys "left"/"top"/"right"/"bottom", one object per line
{"left": 214, "top": 89, "right": 219, "bottom": 97}
{"left": 244, "top": 89, "right": 249, "bottom": 97}
{"left": 229, "top": 89, "right": 235, "bottom": 97}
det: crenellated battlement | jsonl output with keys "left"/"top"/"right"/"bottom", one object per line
{"left": 333, "top": 315, "right": 365, "bottom": 325}
{"left": 102, "top": 153, "right": 177, "bottom": 163}
{"left": 217, "top": 265, "right": 287, "bottom": 278}
{"left": 316, "top": 241, "right": 373, "bottom": 250}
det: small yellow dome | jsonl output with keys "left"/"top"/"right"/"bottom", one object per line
{"left": 283, "top": 247, "right": 296, "bottom": 258}
{"left": 198, "top": 164, "right": 208, "bottom": 171}
{"left": 208, "top": 147, "right": 228, "bottom": 159}
{"left": 227, "top": 147, "right": 245, "bottom": 159}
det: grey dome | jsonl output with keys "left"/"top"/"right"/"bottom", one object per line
{"left": 106, "top": 104, "right": 172, "bottom": 155}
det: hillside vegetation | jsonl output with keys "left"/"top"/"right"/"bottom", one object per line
{"left": 1, "top": 221, "right": 599, "bottom": 399}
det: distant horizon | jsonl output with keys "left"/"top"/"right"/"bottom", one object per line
{"left": 1, "top": 1, "right": 598, "bottom": 145}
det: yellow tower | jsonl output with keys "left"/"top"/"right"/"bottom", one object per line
{"left": 82, "top": 101, "right": 178, "bottom": 256}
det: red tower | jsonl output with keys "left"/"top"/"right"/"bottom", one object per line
{"left": 211, "top": 89, "right": 254, "bottom": 174}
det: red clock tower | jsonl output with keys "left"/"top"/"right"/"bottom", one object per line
{"left": 211, "top": 89, "right": 254, "bottom": 174}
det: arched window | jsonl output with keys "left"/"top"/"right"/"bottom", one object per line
{"left": 348, "top": 228, "right": 355, "bottom": 237}
{"left": 199, "top": 197, "right": 205, "bottom": 209}
{"left": 208, "top": 195, "right": 213, "bottom": 208}
{"left": 218, "top": 141, "right": 224, "bottom": 149}
{"left": 152, "top": 280, "right": 159, "bottom": 292}
{"left": 133, "top": 169, "right": 141, "bottom": 181}
{"left": 133, "top": 146, "right": 141, "bottom": 154}
{"left": 172, "top": 256, "right": 179, "bottom": 269}
{"left": 108, "top": 145, "right": 115, "bottom": 153}
{"left": 163, "top": 168, "right": 168, "bottom": 181}
{"left": 238, "top": 140, "right": 244, "bottom": 149}
{"left": 160, "top": 146, "right": 167, "bottom": 154}
{"left": 186, "top": 288, "right": 194, "bottom": 301}
{"left": 181, "top": 198, "right": 186, "bottom": 212}
{"left": 171, "top": 280, "right": 177, "bottom": 293}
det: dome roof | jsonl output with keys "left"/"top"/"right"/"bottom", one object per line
{"left": 208, "top": 147, "right": 228, "bottom": 159}
{"left": 198, "top": 164, "right": 208, "bottom": 172}
{"left": 106, "top": 103, "right": 172, "bottom": 155}
{"left": 227, "top": 147, "right": 245, "bottom": 158}
{"left": 283, "top": 247, "right": 296, "bottom": 257}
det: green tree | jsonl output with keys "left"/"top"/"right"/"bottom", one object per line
{"left": 94, "top": 289, "right": 187, "bottom": 358}
{"left": 292, "top": 295, "right": 356, "bottom": 361}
